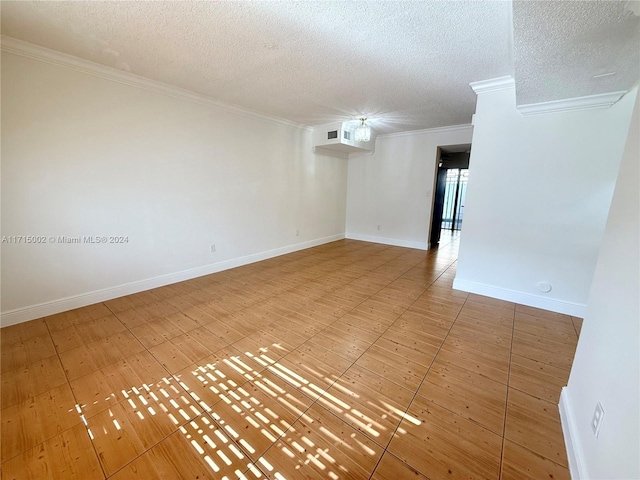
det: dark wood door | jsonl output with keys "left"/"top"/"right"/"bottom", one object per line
{"left": 430, "top": 167, "right": 447, "bottom": 246}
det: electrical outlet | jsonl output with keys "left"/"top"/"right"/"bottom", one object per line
{"left": 210, "top": 244, "right": 216, "bottom": 253}
{"left": 591, "top": 402, "right": 604, "bottom": 437}
{"left": 296, "top": 229, "right": 300, "bottom": 236}
{"left": 377, "top": 224, "right": 381, "bottom": 231}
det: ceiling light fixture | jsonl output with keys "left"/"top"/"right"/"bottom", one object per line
{"left": 355, "top": 117, "right": 371, "bottom": 143}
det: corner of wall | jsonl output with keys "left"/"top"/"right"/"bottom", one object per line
{"left": 344, "top": 233, "right": 427, "bottom": 250}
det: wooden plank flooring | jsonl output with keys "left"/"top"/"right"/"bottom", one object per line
{"left": 0, "top": 235, "right": 582, "bottom": 479}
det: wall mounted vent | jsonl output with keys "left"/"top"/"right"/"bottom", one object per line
{"left": 312, "top": 122, "right": 375, "bottom": 158}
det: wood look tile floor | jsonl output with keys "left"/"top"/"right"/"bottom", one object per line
{"left": 0, "top": 234, "right": 582, "bottom": 480}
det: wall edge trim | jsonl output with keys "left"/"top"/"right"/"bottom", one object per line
{"left": 452, "top": 278, "right": 587, "bottom": 316}
{"left": 560, "top": 387, "right": 588, "bottom": 480}
{"left": 0, "top": 234, "right": 345, "bottom": 327}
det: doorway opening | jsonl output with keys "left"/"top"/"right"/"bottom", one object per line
{"left": 442, "top": 168, "right": 469, "bottom": 231}
{"left": 429, "top": 146, "right": 471, "bottom": 247}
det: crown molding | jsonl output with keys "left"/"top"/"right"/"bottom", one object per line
{"left": 377, "top": 123, "right": 473, "bottom": 139}
{"left": 1, "top": 35, "right": 312, "bottom": 132}
{"left": 469, "top": 76, "right": 515, "bottom": 94}
{"left": 517, "top": 90, "right": 628, "bottom": 116}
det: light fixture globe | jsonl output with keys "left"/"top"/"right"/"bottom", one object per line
{"left": 355, "top": 117, "right": 371, "bottom": 143}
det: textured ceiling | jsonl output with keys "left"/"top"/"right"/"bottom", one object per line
{"left": 1, "top": 1, "right": 638, "bottom": 134}
{"left": 513, "top": 0, "right": 640, "bottom": 105}
{"left": 0, "top": 1, "right": 512, "bottom": 133}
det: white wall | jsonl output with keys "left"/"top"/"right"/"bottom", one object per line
{"left": 560, "top": 89, "right": 639, "bottom": 480}
{"left": 454, "top": 83, "right": 637, "bottom": 316}
{"left": 345, "top": 125, "right": 473, "bottom": 250}
{"left": 1, "top": 52, "right": 348, "bottom": 326}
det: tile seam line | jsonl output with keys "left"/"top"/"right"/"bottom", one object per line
{"left": 498, "top": 302, "right": 517, "bottom": 479}
{"left": 231, "top": 240, "right": 459, "bottom": 472}
{"left": 118, "top": 240, "right": 424, "bottom": 476}
{"left": 7, "top": 239, "right": 448, "bottom": 476}
{"left": 106, "top": 306, "right": 266, "bottom": 477}
{"left": 100, "top": 307, "right": 268, "bottom": 476}
{"left": 226, "top": 239, "right": 461, "bottom": 474}
{"left": 367, "top": 259, "right": 471, "bottom": 479}
{"left": 45, "top": 315, "right": 108, "bottom": 479}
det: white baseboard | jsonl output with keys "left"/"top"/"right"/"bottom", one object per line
{"left": 0, "top": 234, "right": 344, "bottom": 327}
{"left": 560, "top": 387, "right": 587, "bottom": 479}
{"left": 345, "top": 233, "right": 427, "bottom": 251}
{"left": 452, "top": 278, "right": 586, "bottom": 317}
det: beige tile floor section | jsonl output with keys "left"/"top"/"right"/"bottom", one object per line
{"left": 0, "top": 234, "right": 582, "bottom": 479}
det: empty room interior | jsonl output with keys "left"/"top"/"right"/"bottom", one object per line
{"left": 1, "top": 1, "right": 639, "bottom": 480}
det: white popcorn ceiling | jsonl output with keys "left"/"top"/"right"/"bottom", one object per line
{"left": 513, "top": 0, "right": 640, "bottom": 105}
{"left": 1, "top": 1, "right": 638, "bottom": 134}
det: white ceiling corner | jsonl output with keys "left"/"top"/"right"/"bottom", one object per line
{"left": 512, "top": 0, "right": 640, "bottom": 106}
{"left": 1, "top": 1, "right": 638, "bottom": 134}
